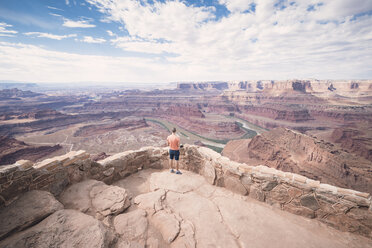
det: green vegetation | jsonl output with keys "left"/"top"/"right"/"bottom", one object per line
{"left": 180, "top": 132, "right": 188, "bottom": 137}
{"left": 186, "top": 129, "right": 230, "bottom": 144}
{"left": 147, "top": 117, "right": 230, "bottom": 144}
{"left": 146, "top": 117, "right": 260, "bottom": 153}
{"left": 145, "top": 118, "right": 170, "bottom": 132}
{"left": 236, "top": 122, "right": 257, "bottom": 139}
{"left": 205, "top": 145, "right": 223, "bottom": 153}
{"left": 225, "top": 115, "right": 269, "bottom": 132}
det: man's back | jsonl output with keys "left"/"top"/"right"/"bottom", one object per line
{"left": 167, "top": 134, "right": 180, "bottom": 150}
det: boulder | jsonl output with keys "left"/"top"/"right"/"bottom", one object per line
{"left": 0, "top": 209, "right": 114, "bottom": 248}
{"left": 0, "top": 190, "right": 63, "bottom": 240}
{"left": 90, "top": 184, "right": 131, "bottom": 218}
{"left": 114, "top": 209, "right": 148, "bottom": 241}
{"left": 59, "top": 179, "right": 103, "bottom": 214}
{"left": 151, "top": 211, "right": 180, "bottom": 243}
{"left": 59, "top": 179, "right": 130, "bottom": 220}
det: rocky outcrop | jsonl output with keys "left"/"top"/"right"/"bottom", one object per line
{"left": 0, "top": 136, "right": 61, "bottom": 166}
{"left": 59, "top": 180, "right": 131, "bottom": 220}
{"left": 223, "top": 128, "right": 372, "bottom": 194}
{"left": 1, "top": 145, "right": 372, "bottom": 239}
{"left": 0, "top": 190, "right": 63, "bottom": 240}
{"left": 134, "top": 170, "right": 372, "bottom": 247}
{"left": 177, "top": 82, "right": 228, "bottom": 91}
{"left": 239, "top": 105, "right": 314, "bottom": 122}
{"left": 113, "top": 209, "right": 148, "bottom": 245}
{"left": 0, "top": 111, "right": 135, "bottom": 136}
{"left": 91, "top": 152, "right": 110, "bottom": 161}
{"left": 0, "top": 209, "right": 114, "bottom": 248}
{"left": 0, "top": 88, "right": 42, "bottom": 100}
{"left": 168, "top": 117, "right": 245, "bottom": 139}
{"left": 19, "top": 109, "right": 63, "bottom": 119}
{"left": 331, "top": 127, "right": 372, "bottom": 161}
{"left": 73, "top": 118, "right": 149, "bottom": 137}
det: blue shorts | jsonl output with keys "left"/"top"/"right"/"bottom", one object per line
{"left": 169, "top": 149, "right": 180, "bottom": 161}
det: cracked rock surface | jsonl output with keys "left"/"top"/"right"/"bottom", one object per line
{"left": 124, "top": 170, "right": 372, "bottom": 248}
{"left": 2, "top": 169, "right": 371, "bottom": 248}
{"left": 0, "top": 209, "right": 114, "bottom": 248}
{"left": 0, "top": 190, "right": 63, "bottom": 240}
{"left": 59, "top": 179, "right": 131, "bottom": 220}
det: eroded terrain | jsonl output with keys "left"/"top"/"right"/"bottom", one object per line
{"left": 1, "top": 169, "right": 371, "bottom": 248}
{"left": 1, "top": 80, "right": 371, "bottom": 193}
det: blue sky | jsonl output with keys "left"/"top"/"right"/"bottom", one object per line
{"left": 0, "top": 0, "right": 371, "bottom": 84}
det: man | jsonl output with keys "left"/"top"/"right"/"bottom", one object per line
{"left": 167, "top": 127, "right": 182, "bottom": 174}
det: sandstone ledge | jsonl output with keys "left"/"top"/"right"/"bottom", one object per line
{"left": 0, "top": 145, "right": 371, "bottom": 238}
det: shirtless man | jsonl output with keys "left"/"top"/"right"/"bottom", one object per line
{"left": 167, "top": 127, "right": 182, "bottom": 174}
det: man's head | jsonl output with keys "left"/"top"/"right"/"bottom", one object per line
{"left": 172, "top": 127, "right": 176, "bottom": 133}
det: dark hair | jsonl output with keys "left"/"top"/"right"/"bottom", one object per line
{"left": 172, "top": 127, "right": 176, "bottom": 133}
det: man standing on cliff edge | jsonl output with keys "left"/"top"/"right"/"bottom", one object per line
{"left": 167, "top": 127, "right": 182, "bottom": 174}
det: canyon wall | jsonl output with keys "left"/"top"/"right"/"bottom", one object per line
{"left": 223, "top": 128, "right": 372, "bottom": 194}
{"left": 182, "top": 80, "right": 372, "bottom": 94}
{"left": 0, "top": 146, "right": 371, "bottom": 238}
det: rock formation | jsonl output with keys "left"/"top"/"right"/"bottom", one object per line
{"left": 223, "top": 128, "right": 372, "bottom": 194}
{"left": 73, "top": 118, "right": 149, "bottom": 137}
{"left": 1, "top": 80, "right": 371, "bottom": 164}
{"left": 0, "top": 136, "right": 61, "bottom": 166}
{"left": 0, "top": 145, "right": 371, "bottom": 247}
{"left": 0, "top": 190, "right": 63, "bottom": 240}
{"left": 331, "top": 127, "right": 372, "bottom": 162}
{"left": 0, "top": 88, "right": 43, "bottom": 100}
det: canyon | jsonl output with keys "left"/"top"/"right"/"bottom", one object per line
{"left": 0, "top": 79, "right": 372, "bottom": 246}
{"left": 0, "top": 80, "right": 371, "bottom": 191}
{"left": 222, "top": 128, "right": 372, "bottom": 194}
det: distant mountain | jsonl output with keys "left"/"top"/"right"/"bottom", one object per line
{"left": 0, "top": 88, "right": 43, "bottom": 100}
{"left": 0, "top": 82, "right": 38, "bottom": 90}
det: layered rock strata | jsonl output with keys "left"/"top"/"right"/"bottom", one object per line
{"left": 223, "top": 128, "right": 372, "bottom": 194}
{"left": 0, "top": 136, "right": 61, "bottom": 166}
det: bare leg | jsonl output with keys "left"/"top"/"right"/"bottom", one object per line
{"left": 169, "top": 159, "right": 174, "bottom": 169}
{"left": 176, "top": 160, "right": 179, "bottom": 171}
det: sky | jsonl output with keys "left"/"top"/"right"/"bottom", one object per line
{"left": 0, "top": 0, "right": 371, "bottom": 84}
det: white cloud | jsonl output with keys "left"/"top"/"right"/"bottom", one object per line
{"left": 85, "top": 0, "right": 372, "bottom": 79}
{"left": 0, "top": 22, "right": 18, "bottom": 37}
{"left": 0, "top": 41, "right": 197, "bottom": 83}
{"left": 24, "top": 32, "right": 76, "bottom": 40}
{"left": 63, "top": 18, "right": 96, "bottom": 28}
{"left": 47, "top": 6, "right": 64, "bottom": 11}
{"left": 65, "top": 0, "right": 70, "bottom": 5}
{"left": 107, "top": 30, "right": 115, "bottom": 36}
{"left": 111, "top": 36, "right": 173, "bottom": 54}
{"left": 1, "top": 0, "right": 372, "bottom": 83}
{"left": 80, "top": 36, "right": 106, "bottom": 43}
{"left": 219, "top": 0, "right": 255, "bottom": 13}
{"left": 49, "top": 13, "right": 62, "bottom": 17}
